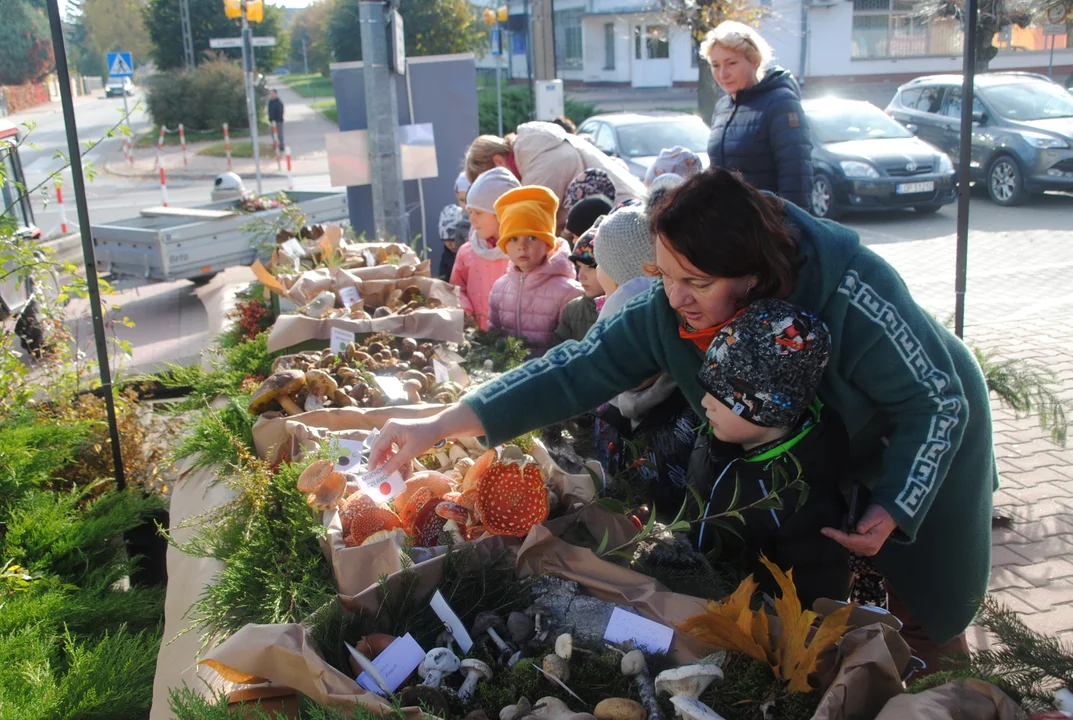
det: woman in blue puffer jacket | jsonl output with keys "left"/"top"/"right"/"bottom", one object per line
{"left": 704, "top": 22, "right": 813, "bottom": 210}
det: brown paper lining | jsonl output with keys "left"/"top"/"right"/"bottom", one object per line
{"left": 266, "top": 307, "right": 465, "bottom": 351}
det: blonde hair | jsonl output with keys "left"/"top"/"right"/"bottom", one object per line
{"left": 464, "top": 135, "right": 512, "bottom": 182}
{"left": 699, "top": 21, "right": 772, "bottom": 81}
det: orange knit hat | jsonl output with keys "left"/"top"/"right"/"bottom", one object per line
{"left": 494, "top": 186, "right": 559, "bottom": 252}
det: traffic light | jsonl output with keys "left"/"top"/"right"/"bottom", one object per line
{"left": 223, "top": 0, "right": 241, "bottom": 19}
{"left": 497, "top": 5, "right": 508, "bottom": 22}
{"left": 482, "top": 8, "right": 496, "bottom": 25}
{"left": 246, "top": 0, "right": 263, "bottom": 22}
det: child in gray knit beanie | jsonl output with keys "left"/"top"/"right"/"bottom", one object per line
{"left": 592, "top": 204, "right": 655, "bottom": 304}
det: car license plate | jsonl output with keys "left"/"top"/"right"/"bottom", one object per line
{"left": 896, "top": 181, "right": 935, "bottom": 194}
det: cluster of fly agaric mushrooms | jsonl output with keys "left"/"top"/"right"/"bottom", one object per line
{"left": 296, "top": 445, "right": 554, "bottom": 549}
{"left": 247, "top": 336, "right": 462, "bottom": 415}
{"left": 348, "top": 603, "right": 729, "bottom": 720}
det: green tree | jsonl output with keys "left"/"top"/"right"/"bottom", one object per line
{"left": 328, "top": 0, "right": 485, "bottom": 64}
{"left": 659, "top": 0, "right": 769, "bottom": 123}
{"left": 289, "top": 0, "right": 332, "bottom": 74}
{"left": 917, "top": 0, "right": 1052, "bottom": 72}
{"left": 143, "top": 0, "right": 287, "bottom": 72}
{"left": 81, "top": 0, "right": 152, "bottom": 64}
{"left": 0, "top": 0, "right": 54, "bottom": 85}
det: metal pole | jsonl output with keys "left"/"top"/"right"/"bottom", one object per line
{"left": 302, "top": 36, "right": 309, "bottom": 76}
{"left": 954, "top": 0, "right": 978, "bottom": 339}
{"left": 523, "top": 0, "right": 534, "bottom": 113}
{"left": 496, "top": 23, "right": 504, "bottom": 136}
{"left": 242, "top": 0, "right": 263, "bottom": 195}
{"left": 359, "top": 0, "right": 408, "bottom": 243}
{"left": 44, "top": 0, "right": 126, "bottom": 490}
{"left": 1048, "top": 34, "right": 1055, "bottom": 79}
{"left": 179, "top": 0, "right": 195, "bottom": 69}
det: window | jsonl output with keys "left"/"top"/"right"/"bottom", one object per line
{"left": 851, "top": 0, "right": 963, "bottom": 58}
{"left": 635, "top": 25, "right": 669, "bottom": 60}
{"left": 592, "top": 124, "right": 616, "bottom": 155}
{"left": 691, "top": 40, "right": 699, "bottom": 68}
{"left": 554, "top": 9, "right": 584, "bottom": 71}
{"left": 604, "top": 22, "right": 615, "bottom": 70}
{"left": 940, "top": 88, "right": 986, "bottom": 119}
{"left": 511, "top": 31, "right": 526, "bottom": 56}
{"left": 908, "top": 86, "right": 946, "bottom": 114}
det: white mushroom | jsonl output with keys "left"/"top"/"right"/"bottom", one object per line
{"left": 500, "top": 697, "right": 532, "bottom": 720}
{"left": 555, "top": 633, "right": 574, "bottom": 661}
{"left": 620, "top": 649, "right": 662, "bottom": 720}
{"left": 457, "top": 658, "right": 493, "bottom": 703}
{"left": 669, "top": 696, "right": 726, "bottom": 720}
{"left": 654, "top": 664, "right": 724, "bottom": 700}
{"left": 421, "top": 647, "right": 460, "bottom": 687}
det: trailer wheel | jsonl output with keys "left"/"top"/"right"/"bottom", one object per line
{"left": 15, "top": 299, "right": 47, "bottom": 359}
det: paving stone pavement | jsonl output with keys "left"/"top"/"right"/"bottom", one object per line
{"left": 864, "top": 222, "right": 1073, "bottom": 646}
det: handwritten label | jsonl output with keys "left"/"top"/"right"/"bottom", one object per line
{"left": 332, "top": 438, "right": 365, "bottom": 474}
{"left": 280, "top": 238, "right": 305, "bottom": 259}
{"left": 357, "top": 466, "right": 405, "bottom": 503}
{"left": 374, "top": 375, "right": 409, "bottom": 402}
{"left": 356, "top": 633, "right": 426, "bottom": 695}
{"left": 432, "top": 358, "right": 450, "bottom": 385}
{"left": 430, "top": 589, "right": 474, "bottom": 654}
{"left": 329, "top": 327, "right": 356, "bottom": 355}
{"left": 339, "top": 286, "right": 361, "bottom": 308}
{"left": 603, "top": 607, "right": 674, "bottom": 654}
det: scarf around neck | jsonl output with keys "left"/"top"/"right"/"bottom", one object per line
{"left": 678, "top": 308, "right": 746, "bottom": 352}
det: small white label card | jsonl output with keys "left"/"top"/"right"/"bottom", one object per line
{"left": 331, "top": 438, "right": 365, "bottom": 474}
{"left": 339, "top": 286, "right": 361, "bottom": 308}
{"left": 429, "top": 589, "right": 474, "bottom": 654}
{"left": 329, "top": 326, "right": 356, "bottom": 355}
{"left": 357, "top": 465, "right": 405, "bottom": 503}
{"left": 356, "top": 633, "right": 426, "bottom": 695}
{"left": 432, "top": 358, "right": 450, "bottom": 385}
{"left": 373, "top": 375, "right": 409, "bottom": 402}
{"left": 280, "top": 238, "right": 305, "bottom": 259}
{"left": 603, "top": 606, "right": 674, "bottom": 654}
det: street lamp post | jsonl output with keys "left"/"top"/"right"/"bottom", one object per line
{"left": 241, "top": 0, "right": 263, "bottom": 195}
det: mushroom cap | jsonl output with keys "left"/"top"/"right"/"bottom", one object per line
{"left": 541, "top": 654, "right": 570, "bottom": 682}
{"left": 669, "top": 696, "right": 726, "bottom": 720}
{"left": 460, "top": 658, "right": 493, "bottom": 680}
{"left": 306, "top": 470, "right": 346, "bottom": 509}
{"left": 399, "top": 685, "right": 450, "bottom": 716}
{"left": 531, "top": 697, "right": 569, "bottom": 720}
{"left": 554, "top": 633, "right": 573, "bottom": 661}
{"left": 355, "top": 633, "right": 396, "bottom": 660}
{"left": 305, "top": 369, "right": 338, "bottom": 395}
{"left": 472, "top": 610, "right": 506, "bottom": 635}
{"left": 507, "top": 611, "right": 535, "bottom": 644}
{"left": 297, "top": 459, "right": 336, "bottom": 493}
{"left": 475, "top": 460, "right": 549, "bottom": 537}
{"left": 620, "top": 649, "right": 646, "bottom": 677}
{"left": 435, "top": 500, "right": 471, "bottom": 524}
{"left": 462, "top": 448, "right": 497, "bottom": 491}
{"left": 653, "top": 664, "right": 724, "bottom": 700}
{"left": 356, "top": 527, "right": 408, "bottom": 548}
{"left": 349, "top": 506, "right": 403, "bottom": 546}
{"left": 339, "top": 492, "right": 376, "bottom": 530}
{"left": 395, "top": 471, "right": 454, "bottom": 511}
{"left": 424, "top": 647, "right": 461, "bottom": 673}
{"left": 248, "top": 369, "right": 305, "bottom": 414}
{"left": 408, "top": 495, "right": 449, "bottom": 547}
{"left": 593, "top": 698, "right": 645, "bottom": 720}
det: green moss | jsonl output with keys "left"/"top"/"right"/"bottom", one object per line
{"left": 703, "top": 653, "right": 820, "bottom": 720}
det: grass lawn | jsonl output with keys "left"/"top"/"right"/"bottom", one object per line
{"left": 311, "top": 99, "right": 337, "bottom": 124}
{"left": 197, "top": 140, "right": 276, "bottom": 158}
{"left": 134, "top": 123, "right": 272, "bottom": 149}
{"left": 281, "top": 73, "right": 334, "bottom": 98}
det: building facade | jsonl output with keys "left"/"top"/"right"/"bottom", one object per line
{"left": 473, "top": 0, "right": 1072, "bottom": 88}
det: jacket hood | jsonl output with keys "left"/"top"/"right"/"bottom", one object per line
{"left": 515, "top": 121, "right": 570, "bottom": 155}
{"left": 738, "top": 66, "right": 801, "bottom": 101}
{"left": 507, "top": 237, "right": 575, "bottom": 283}
{"left": 782, "top": 200, "right": 862, "bottom": 310}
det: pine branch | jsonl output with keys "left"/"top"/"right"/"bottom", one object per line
{"left": 975, "top": 347, "right": 1070, "bottom": 447}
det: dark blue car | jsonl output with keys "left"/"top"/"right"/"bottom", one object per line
{"left": 803, "top": 98, "right": 957, "bottom": 220}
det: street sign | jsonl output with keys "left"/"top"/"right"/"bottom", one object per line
{"left": 1046, "top": 4, "right": 1067, "bottom": 23}
{"left": 390, "top": 9, "right": 406, "bottom": 75}
{"left": 491, "top": 27, "right": 502, "bottom": 56}
{"left": 107, "top": 52, "right": 134, "bottom": 78}
{"left": 1044, "top": 23, "right": 1066, "bottom": 35}
{"left": 209, "top": 36, "right": 275, "bottom": 48}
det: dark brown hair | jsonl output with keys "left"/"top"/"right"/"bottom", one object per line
{"left": 648, "top": 168, "right": 800, "bottom": 305}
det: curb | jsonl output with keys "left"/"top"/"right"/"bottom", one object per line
{"left": 102, "top": 163, "right": 294, "bottom": 181}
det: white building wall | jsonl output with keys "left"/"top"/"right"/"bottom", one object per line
{"left": 757, "top": 0, "right": 807, "bottom": 79}
{"left": 582, "top": 15, "right": 633, "bottom": 82}
{"left": 670, "top": 25, "right": 698, "bottom": 83}
{"left": 802, "top": 2, "right": 856, "bottom": 78}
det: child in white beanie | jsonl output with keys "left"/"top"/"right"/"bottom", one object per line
{"left": 449, "top": 167, "right": 518, "bottom": 329}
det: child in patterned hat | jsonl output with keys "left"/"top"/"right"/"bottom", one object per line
{"left": 554, "top": 224, "right": 604, "bottom": 343}
{"left": 690, "top": 297, "right": 851, "bottom": 608}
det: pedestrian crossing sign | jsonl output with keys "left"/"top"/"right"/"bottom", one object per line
{"left": 107, "top": 52, "right": 134, "bottom": 78}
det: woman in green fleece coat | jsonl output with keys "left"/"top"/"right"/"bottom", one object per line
{"left": 370, "top": 168, "right": 996, "bottom": 670}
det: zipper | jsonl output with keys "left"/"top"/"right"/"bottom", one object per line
{"left": 720, "top": 101, "right": 739, "bottom": 166}
{"left": 757, "top": 476, "right": 781, "bottom": 528}
{"left": 515, "top": 273, "right": 525, "bottom": 337}
{"left": 697, "top": 457, "right": 739, "bottom": 550}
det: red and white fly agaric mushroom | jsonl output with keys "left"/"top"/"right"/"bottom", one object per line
{"left": 297, "top": 459, "right": 346, "bottom": 509}
{"left": 474, "top": 460, "right": 549, "bottom": 537}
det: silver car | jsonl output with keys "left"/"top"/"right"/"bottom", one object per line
{"left": 577, "top": 112, "right": 711, "bottom": 181}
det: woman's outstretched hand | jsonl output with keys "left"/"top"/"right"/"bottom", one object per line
{"left": 366, "top": 404, "right": 486, "bottom": 478}
{"left": 821, "top": 504, "right": 897, "bottom": 557}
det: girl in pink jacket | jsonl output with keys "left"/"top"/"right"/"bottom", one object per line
{"left": 449, "top": 168, "right": 518, "bottom": 330}
{"left": 488, "top": 186, "right": 583, "bottom": 357}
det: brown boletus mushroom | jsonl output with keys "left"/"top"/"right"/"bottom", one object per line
{"left": 248, "top": 369, "right": 305, "bottom": 416}
{"left": 304, "top": 369, "right": 339, "bottom": 412}
{"left": 402, "top": 378, "right": 423, "bottom": 404}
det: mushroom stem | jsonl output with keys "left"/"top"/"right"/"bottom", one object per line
{"left": 278, "top": 395, "right": 304, "bottom": 415}
{"left": 634, "top": 667, "right": 663, "bottom": 720}
{"left": 487, "top": 626, "right": 509, "bottom": 653}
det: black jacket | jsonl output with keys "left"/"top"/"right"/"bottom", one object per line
{"left": 707, "top": 67, "right": 813, "bottom": 210}
{"left": 686, "top": 400, "right": 850, "bottom": 608}
{"left": 267, "top": 98, "right": 284, "bottom": 123}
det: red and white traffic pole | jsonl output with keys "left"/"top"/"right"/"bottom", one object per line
{"left": 56, "top": 179, "right": 69, "bottom": 234}
{"left": 223, "top": 122, "right": 232, "bottom": 169}
{"left": 159, "top": 167, "right": 169, "bottom": 207}
{"left": 286, "top": 151, "right": 293, "bottom": 190}
{"left": 179, "top": 123, "right": 187, "bottom": 166}
{"left": 155, "top": 126, "right": 166, "bottom": 169}
{"left": 271, "top": 121, "right": 281, "bottom": 170}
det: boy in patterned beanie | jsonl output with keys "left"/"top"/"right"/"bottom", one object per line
{"left": 689, "top": 298, "right": 852, "bottom": 607}
{"left": 555, "top": 225, "right": 604, "bottom": 343}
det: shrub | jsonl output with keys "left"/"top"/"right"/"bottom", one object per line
{"left": 478, "top": 84, "right": 597, "bottom": 136}
{"left": 145, "top": 57, "right": 264, "bottom": 132}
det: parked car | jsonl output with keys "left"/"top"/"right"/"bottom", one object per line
{"left": 576, "top": 112, "right": 711, "bottom": 181}
{"left": 802, "top": 98, "right": 956, "bottom": 220}
{"left": 886, "top": 72, "right": 1073, "bottom": 205}
{"left": 105, "top": 77, "right": 135, "bottom": 97}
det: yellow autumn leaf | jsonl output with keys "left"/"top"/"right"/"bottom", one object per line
{"left": 679, "top": 574, "right": 768, "bottom": 662}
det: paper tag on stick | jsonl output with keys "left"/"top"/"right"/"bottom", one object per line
{"left": 329, "top": 327, "right": 355, "bottom": 354}
{"left": 356, "top": 633, "right": 426, "bottom": 695}
{"left": 430, "top": 589, "right": 474, "bottom": 654}
{"left": 603, "top": 607, "right": 674, "bottom": 654}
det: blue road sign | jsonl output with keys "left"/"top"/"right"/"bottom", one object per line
{"left": 491, "top": 28, "right": 502, "bottom": 57}
{"left": 107, "top": 52, "right": 134, "bottom": 78}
